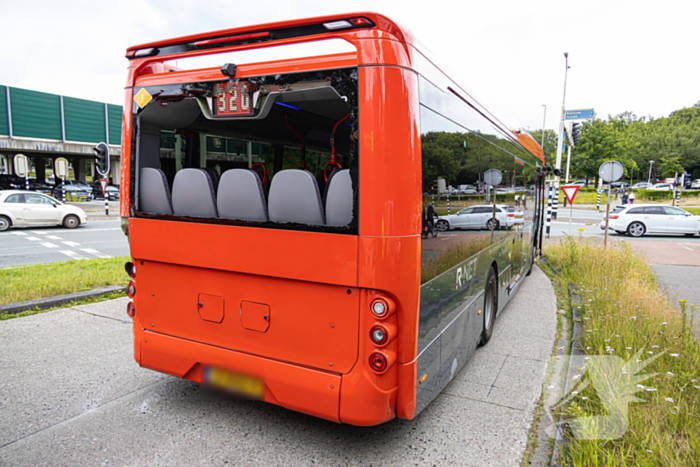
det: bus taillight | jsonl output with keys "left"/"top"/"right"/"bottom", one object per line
{"left": 127, "top": 302, "right": 136, "bottom": 318}
{"left": 127, "top": 281, "right": 136, "bottom": 298}
{"left": 369, "top": 353, "right": 387, "bottom": 372}
{"left": 370, "top": 326, "right": 388, "bottom": 345}
{"left": 370, "top": 296, "right": 395, "bottom": 319}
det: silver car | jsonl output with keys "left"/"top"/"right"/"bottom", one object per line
{"left": 436, "top": 205, "right": 512, "bottom": 231}
{"left": 600, "top": 204, "right": 699, "bottom": 237}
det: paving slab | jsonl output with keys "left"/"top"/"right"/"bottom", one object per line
{"left": 0, "top": 265, "right": 557, "bottom": 467}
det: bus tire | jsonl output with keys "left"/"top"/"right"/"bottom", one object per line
{"left": 526, "top": 247, "right": 535, "bottom": 276}
{"left": 480, "top": 267, "right": 497, "bottom": 346}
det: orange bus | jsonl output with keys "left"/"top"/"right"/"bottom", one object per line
{"left": 119, "top": 12, "right": 544, "bottom": 426}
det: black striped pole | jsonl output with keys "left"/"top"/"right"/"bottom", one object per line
{"left": 676, "top": 187, "right": 681, "bottom": 207}
{"left": 61, "top": 177, "right": 66, "bottom": 203}
{"left": 447, "top": 191, "right": 450, "bottom": 215}
{"left": 545, "top": 184, "right": 552, "bottom": 238}
{"left": 596, "top": 189, "right": 602, "bottom": 210}
{"left": 552, "top": 182, "right": 558, "bottom": 219}
{"left": 105, "top": 189, "right": 109, "bottom": 215}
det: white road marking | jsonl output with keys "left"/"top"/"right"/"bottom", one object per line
{"left": 26, "top": 237, "right": 41, "bottom": 241}
{"left": 59, "top": 250, "right": 85, "bottom": 260}
{"left": 40, "top": 242, "right": 59, "bottom": 248}
{"left": 46, "top": 235, "right": 62, "bottom": 240}
{"left": 33, "top": 231, "right": 47, "bottom": 235}
{"left": 12, "top": 232, "right": 27, "bottom": 236}
{"left": 62, "top": 241, "right": 81, "bottom": 247}
{"left": 678, "top": 243, "right": 694, "bottom": 251}
{"left": 80, "top": 248, "right": 111, "bottom": 258}
{"left": 60, "top": 228, "right": 121, "bottom": 233}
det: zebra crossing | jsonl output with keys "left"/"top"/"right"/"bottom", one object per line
{"left": 12, "top": 230, "right": 111, "bottom": 260}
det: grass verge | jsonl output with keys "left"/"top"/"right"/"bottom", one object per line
{"left": 684, "top": 207, "right": 700, "bottom": 215}
{"left": 545, "top": 237, "right": 700, "bottom": 466}
{"left": 0, "top": 256, "right": 130, "bottom": 306}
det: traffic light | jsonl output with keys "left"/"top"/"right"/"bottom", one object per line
{"left": 571, "top": 123, "right": 581, "bottom": 146}
{"left": 93, "top": 142, "right": 110, "bottom": 177}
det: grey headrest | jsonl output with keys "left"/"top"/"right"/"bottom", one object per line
{"left": 268, "top": 169, "right": 324, "bottom": 225}
{"left": 139, "top": 168, "right": 173, "bottom": 215}
{"left": 217, "top": 169, "right": 268, "bottom": 222}
{"left": 325, "top": 169, "right": 353, "bottom": 226}
{"left": 172, "top": 168, "right": 218, "bottom": 218}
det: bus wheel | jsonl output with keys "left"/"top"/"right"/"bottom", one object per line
{"left": 526, "top": 246, "right": 536, "bottom": 276}
{"left": 480, "top": 267, "right": 497, "bottom": 346}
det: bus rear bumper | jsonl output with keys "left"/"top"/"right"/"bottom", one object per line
{"left": 138, "top": 329, "right": 342, "bottom": 423}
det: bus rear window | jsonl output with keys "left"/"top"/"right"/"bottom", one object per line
{"left": 131, "top": 68, "right": 359, "bottom": 234}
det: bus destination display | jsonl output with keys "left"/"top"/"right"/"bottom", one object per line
{"left": 213, "top": 82, "right": 253, "bottom": 117}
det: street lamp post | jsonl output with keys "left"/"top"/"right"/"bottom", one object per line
{"left": 553, "top": 53, "right": 570, "bottom": 220}
{"left": 648, "top": 160, "right": 655, "bottom": 186}
{"left": 541, "top": 105, "right": 547, "bottom": 151}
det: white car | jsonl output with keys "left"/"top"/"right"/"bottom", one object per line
{"left": 691, "top": 179, "right": 700, "bottom": 189}
{"left": 600, "top": 204, "right": 699, "bottom": 237}
{"left": 0, "top": 190, "right": 88, "bottom": 231}
{"left": 436, "top": 204, "right": 513, "bottom": 231}
{"left": 650, "top": 183, "right": 673, "bottom": 191}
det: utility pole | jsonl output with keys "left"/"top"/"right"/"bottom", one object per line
{"left": 553, "top": 53, "right": 570, "bottom": 220}
{"left": 541, "top": 105, "right": 547, "bottom": 151}
{"left": 647, "top": 160, "right": 655, "bottom": 186}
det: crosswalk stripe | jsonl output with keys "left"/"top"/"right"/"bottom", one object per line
{"left": 59, "top": 250, "right": 85, "bottom": 260}
{"left": 40, "top": 242, "right": 59, "bottom": 248}
{"left": 80, "top": 248, "right": 111, "bottom": 258}
{"left": 12, "top": 232, "right": 27, "bottom": 236}
{"left": 46, "top": 235, "right": 62, "bottom": 240}
{"left": 33, "top": 232, "right": 47, "bottom": 235}
{"left": 62, "top": 241, "right": 80, "bottom": 247}
{"left": 26, "top": 237, "right": 41, "bottom": 241}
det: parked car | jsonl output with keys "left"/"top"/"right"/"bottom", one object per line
{"left": 91, "top": 182, "right": 120, "bottom": 200}
{"left": 600, "top": 204, "right": 698, "bottom": 237}
{"left": 0, "top": 174, "right": 25, "bottom": 190}
{"left": 458, "top": 184, "right": 477, "bottom": 195}
{"left": 631, "top": 182, "right": 650, "bottom": 189}
{"left": 691, "top": 179, "right": 700, "bottom": 189}
{"left": 435, "top": 204, "right": 513, "bottom": 231}
{"left": 51, "top": 183, "right": 93, "bottom": 201}
{"left": 650, "top": 183, "right": 673, "bottom": 191}
{"left": 611, "top": 182, "right": 630, "bottom": 189}
{"left": 569, "top": 180, "right": 586, "bottom": 187}
{"left": 0, "top": 190, "right": 88, "bottom": 231}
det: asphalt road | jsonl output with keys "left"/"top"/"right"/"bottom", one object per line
{"left": 0, "top": 266, "right": 557, "bottom": 467}
{"left": 0, "top": 219, "right": 129, "bottom": 268}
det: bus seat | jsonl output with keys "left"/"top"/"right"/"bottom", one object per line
{"left": 139, "top": 167, "right": 173, "bottom": 215}
{"left": 217, "top": 169, "right": 268, "bottom": 222}
{"left": 325, "top": 169, "right": 353, "bottom": 226}
{"left": 268, "top": 169, "right": 325, "bottom": 225}
{"left": 172, "top": 168, "right": 218, "bottom": 218}
{"left": 203, "top": 167, "right": 220, "bottom": 193}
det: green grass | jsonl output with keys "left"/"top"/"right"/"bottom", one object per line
{"left": 685, "top": 207, "right": 700, "bottom": 215}
{"left": 545, "top": 238, "right": 700, "bottom": 466}
{"left": 0, "top": 257, "right": 130, "bottom": 306}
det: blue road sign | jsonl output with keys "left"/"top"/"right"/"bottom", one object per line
{"left": 565, "top": 109, "right": 595, "bottom": 120}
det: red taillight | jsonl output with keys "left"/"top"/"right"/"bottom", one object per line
{"left": 370, "top": 326, "right": 388, "bottom": 345}
{"left": 127, "top": 302, "right": 136, "bottom": 318}
{"left": 610, "top": 215, "right": 619, "bottom": 219}
{"left": 127, "top": 281, "right": 136, "bottom": 298}
{"left": 369, "top": 353, "right": 387, "bottom": 373}
{"left": 194, "top": 32, "right": 270, "bottom": 47}
{"left": 508, "top": 213, "right": 514, "bottom": 217}
{"left": 349, "top": 17, "right": 372, "bottom": 26}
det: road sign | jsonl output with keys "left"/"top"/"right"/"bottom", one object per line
{"left": 13, "top": 154, "right": 28, "bottom": 177}
{"left": 599, "top": 161, "right": 624, "bottom": 183}
{"left": 54, "top": 157, "right": 69, "bottom": 178}
{"left": 100, "top": 179, "right": 108, "bottom": 195}
{"left": 561, "top": 186, "right": 580, "bottom": 204}
{"left": 484, "top": 169, "right": 502, "bottom": 186}
{"left": 565, "top": 109, "right": 595, "bottom": 120}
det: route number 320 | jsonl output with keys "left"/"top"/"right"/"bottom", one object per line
{"left": 213, "top": 82, "right": 252, "bottom": 117}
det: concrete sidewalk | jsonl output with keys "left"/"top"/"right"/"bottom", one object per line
{"left": 0, "top": 266, "right": 557, "bottom": 467}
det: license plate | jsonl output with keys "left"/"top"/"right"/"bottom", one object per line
{"left": 203, "top": 366, "right": 264, "bottom": 399}
{"left": 212, "top": 81, "right": 253, "bottom": 117}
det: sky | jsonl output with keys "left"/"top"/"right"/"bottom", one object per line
{"left": 1, "top": 0, "right": 698, "bottom": 133}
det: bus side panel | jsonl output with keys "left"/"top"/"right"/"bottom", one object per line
{"left": 119, "top": 87, "right": 134, "bottom": 217}
{"left": 358, "top": 66, "right": 421, "bottom": 238}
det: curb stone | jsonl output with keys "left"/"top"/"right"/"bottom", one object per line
{"left": 549, "top": 284, "right": 584, "bottom": 466}
{"left": 0, "top": 285, "right": 126, "bottom": 314}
